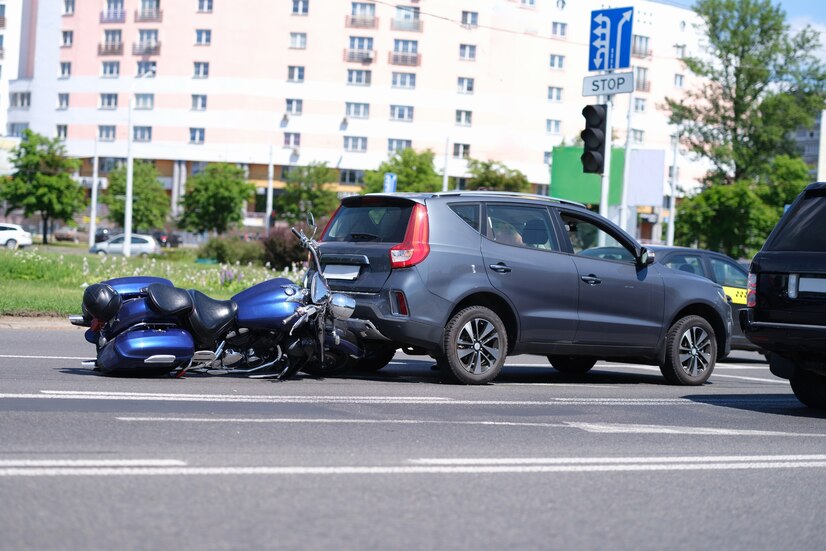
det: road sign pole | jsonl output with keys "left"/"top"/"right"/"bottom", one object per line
{"left": 619, "top": 89, "right": 634, "bottom": 232}
{"left": 599, "top": 94, "right": 613, "bottom": 220}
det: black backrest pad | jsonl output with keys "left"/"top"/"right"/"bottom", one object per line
{"left": 82, "top": 283, "right": 122, "bottom": 322}
{"left": 147, "top": 283, "right": 194, "bottom": 316}
{"left": 186, "top": 290, "right": 238, "bottom": 346}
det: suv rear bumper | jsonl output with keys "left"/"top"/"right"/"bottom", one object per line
{"left": 740, "top": 308, "right": 826, "bottom": 376}
{"left": 349, "top": 290, "right": 446, "bottom": 352}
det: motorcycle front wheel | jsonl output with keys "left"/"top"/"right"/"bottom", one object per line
{"left": 300, "top": 350, "right": 356, "bottom": 377}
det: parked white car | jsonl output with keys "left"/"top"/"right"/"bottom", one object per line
{"left": 0, "top": 224, "right": 33, "bottom": 250}
{"left": 89, "top": 233, "right": 159, "bottom": 256}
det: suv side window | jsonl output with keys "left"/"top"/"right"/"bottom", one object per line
{"left": 485, "top": 204, "right": 558, "bottom": 250}
{"left": 709, "top": 257, "right": 747, "bottom": 287}
{"left": 559, "top": 212, "right": 635, "bottom": 262}
{"left": 449, "top": 203, "right": 481, "bottom": 233}
{"left": 663, "top": 254, "right": 704, "bottom": 276}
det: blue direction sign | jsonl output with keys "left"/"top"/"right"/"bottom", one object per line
{"left": 588, "top": 7, "right": 634, "bottom": 72}
{"left": 383, "top": 172, "right": 397, "bottom": 193}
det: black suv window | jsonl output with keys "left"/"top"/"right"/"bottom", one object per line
{"left": 323, "top": 202, "right": 413, "bottom": 243}
{"left": 560, "top": 212, "right": 635, "bottom": 262}
{"left": 449, "top": 203, "right": 481, "bottom": 233}
{"left": 767, "top": 190, "right": 826, "bottom": 251}
{"left": 485, "top": 204, "right": 558, "bottom": 251}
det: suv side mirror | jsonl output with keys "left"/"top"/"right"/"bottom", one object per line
{"left": 638, "top": 247, "right": 655, "bottom": 266}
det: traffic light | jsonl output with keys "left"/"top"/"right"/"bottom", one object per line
{"left": 581, "top": 104, "right": 607, "bottom": 174}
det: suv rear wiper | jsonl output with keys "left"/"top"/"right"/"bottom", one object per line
{"left": 349, "top": 233, "right": 380, "bottom": 241}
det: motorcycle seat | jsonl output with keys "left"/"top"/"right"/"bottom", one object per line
{"left": 187, "top": 290, "right": 238, "bottom": 346}
{"left": 147, "top": 283, "right": 193, "bottom": 316}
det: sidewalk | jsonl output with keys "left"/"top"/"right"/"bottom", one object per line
{"left": 0, "top": 316, "right": 81, "bottom": 330}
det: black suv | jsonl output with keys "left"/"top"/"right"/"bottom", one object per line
{"left": 741, "top": 182, "right": 826, "bottom": 408}
{"left": 318, "top": 192, "right": 731, "bottom": 385}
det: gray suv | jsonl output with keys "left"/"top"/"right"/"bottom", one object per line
{"left": 318, "top": 192, "right": 731, "bottom": 385}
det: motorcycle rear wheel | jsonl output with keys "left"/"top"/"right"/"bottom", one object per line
{"left": 301, "top": 350, "right": 356, "bottom": 377}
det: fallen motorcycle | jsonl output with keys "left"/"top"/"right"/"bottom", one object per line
{"left": 70, "top": 221, "right": 386, "bottom": 379}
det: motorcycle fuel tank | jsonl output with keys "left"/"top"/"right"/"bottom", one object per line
{"left": 233, "top": 277, "right": 301, "bottom": 330}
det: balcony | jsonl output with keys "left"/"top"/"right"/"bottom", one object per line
{"left": 133, "top": 41, "right": 161, "bottom": 55}
{"left": 389, "top": 51, "right": 420, "bottom": 66}
{"left": 0, "top": 48, "right": 4, "bottom": 60}
{"left": 632, "top": 47, "right": 652, "bottom": 59}
{"left": 0, "top": 15, "right": 6, "bottom": 28}
{"left": 346, "top": 15, "right": 378, "bottom": 29}
{"left": 344, "top": 49, "right": 375, "bottom": 63}
{"left": 635, "top": 81, "right": 651, "bottom": 93}
{"left": 99, "top": 9, "right": 126, "bottom": 23}
{"left": 391, "top": 18, "right": 423, "bottom": 32}
{"left": 98, "top": 42, "right": 124, "bottom": 55}
{"left": 135, "top": 8, "right": 162, "bottom": 22}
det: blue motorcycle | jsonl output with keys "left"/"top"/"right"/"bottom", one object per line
{"left": 70, "top": 224, "right": 383, "bottom": 379}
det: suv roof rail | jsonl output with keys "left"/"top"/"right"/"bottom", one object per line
{"left": 432, "top": 190, "right": 586, "bottom": 208}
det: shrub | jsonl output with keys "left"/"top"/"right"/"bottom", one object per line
{"left": 197, "top": 237, "right": 265, "bottom": 265}
{"left": 263, "top": 225, "right": 307, "bottom": 270}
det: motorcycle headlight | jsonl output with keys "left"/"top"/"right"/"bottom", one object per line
{"left": 330, "top": 293, "right": 356, "bottom": 319}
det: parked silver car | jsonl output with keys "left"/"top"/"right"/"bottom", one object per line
{"left": 89, "top": 234, "right": 159, "bottom": 256}
{"left": 0, "top": 224, "right": 33, "bottom": 250}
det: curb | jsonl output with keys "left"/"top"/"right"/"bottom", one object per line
{"left": 0, "top": 316, "right": 81, "bottom": 330}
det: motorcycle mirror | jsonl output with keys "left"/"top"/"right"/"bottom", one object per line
{"left": 310, "top": 273, "right": 331, "bottom": 305}
{"left": 306, "top": 212, "right": 317, "bottom": 239}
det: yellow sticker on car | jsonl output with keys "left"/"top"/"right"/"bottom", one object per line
{"left": 723, "top": 286, "right": 747, "bottom": 305}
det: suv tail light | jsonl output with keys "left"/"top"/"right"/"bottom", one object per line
{"left": 390, "top": 203, "right": 429, "bottom": 269}
{"left": 747, "top": 272, "right": 757, "bottom": 307}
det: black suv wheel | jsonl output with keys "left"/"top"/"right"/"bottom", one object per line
{"left": 441, "top": 306, "right": 507, "bottom": 385}
{"left": 660, "top": 315, "right": 717, "bottom": 385}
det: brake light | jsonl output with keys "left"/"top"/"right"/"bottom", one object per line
{"left": 390, "top": 203, "right": 429, "bottom": 268}
{"left": 747, "top": 273, "right": 757, "bottom": 307}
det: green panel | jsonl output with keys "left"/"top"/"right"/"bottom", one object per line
{"left": 549, "top": 146, "right": 624, "bottom": 206}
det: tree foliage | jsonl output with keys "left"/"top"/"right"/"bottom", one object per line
{"left": 666, "top": 0, "right": 826, "bottom": 184}
{"left": 276, "top": 162, "right": 339, "bottom": 224}
{"left": 180, "top": 163, "right": 255, "bottom": 235}
{"left": 362, "top": 148, "right": 442, "bottom": 193}
{"left": 103, "top": 160, "right": 170, "bottom": 231}
{"left": 465, "top": 159, "right": 531, "bottom": 192}
{"left": 0, "top": 130, "right": 83, "bottom": 244}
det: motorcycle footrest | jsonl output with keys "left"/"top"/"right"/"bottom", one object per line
{"left": 192, "top": 350, "right": 216, "bottom": 362}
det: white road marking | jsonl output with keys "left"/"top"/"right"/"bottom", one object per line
{"left": 411, "top": 454, "right": 826, "bottom": 465}
{"left": 0, "top": 459, "right": 186, "bottom": 467}
{"left": 593, "top": 364, "right": 785, "bottom": 384}
{"left": 564, "top": 422, "right": 822, "bottom": 436}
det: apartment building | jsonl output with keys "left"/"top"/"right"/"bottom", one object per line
{"left": 0, "top": 0, "right": 24, "bottom": 174}
{"left": 8, "top": 0, "right": 704, "bottom": 224}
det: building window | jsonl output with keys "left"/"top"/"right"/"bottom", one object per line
{"left": 546, "top": 119, "right": 561, "bottom": 134}
{"left": 344, "top": 136, "right": 368, "bottom": 152}
{"left": 345, "top": 102, "right": 369, "bottom": 119}
{"left": 196, "top": 29, "right": 212, "bottom": 45}
{"left": 461, "top": 11, "right": 478, "bottom": 27}
{"left": 198, "top": 0, "right": 213, "bottom": 12}
{"left": 60, "top": 62, "right": 72, "bottom": 78}
{"left": 388, "top": 139, "right": 412, "bottom": 152}
{"left": 352, "top": 2, "right": 374, "bottom": 16}
{"left": 456, "top": 110, "right": 472, "bottom": 126}
{"left": 99, "top": 125, "right": 116, "bottom": 141}
{"left": 631, "top": 129, "right": 644, "bottom": 144}
{"left": 135, "top": 93, "right": 154, "bottom": 109}
{"left": 544, "top": 151, "right": 553, "bottom": 165}
{"left": 339, "top": 169, "right": 364, "bottom": 185}
{"left": 138, "top": 29, "right": 159, "bottom": 47}
{"left": 292, "top": 0, "right": 308, "bottom": 15}
{"left": 58, "top": 93, "right": 69, "bottom": 110}
{"left": 551, "top": 22, "right": 567, "bottom": 37}
{"left": 290, "top": 32, "right": 307, "bottom": 49}
{"left": 100, "top": 93, "right": 118, "bottom": 109}
{"left": 634, "top": 66, "right": 649, "bottom": 92}
{"left": 394, "top": 39, "right": 418, "bottom": 53}
{"left": 549, "top": 54, "right": 565, "bottom": 68}
{"left": 458, "top": 77, "right": 474, "bottom": 94}
{"left": 137, "top": 60, "right": 156, "bottom": 77}
{"left": 192, "top": 94, "right": 207, "bottom": 110}
{"left": 632, "top": 34, "right": 651, "bottom": 57}
{"left": 11, "top": 92, "right": 31, "bottom": 109}
{"left": 134, "top": 126, "right": 152, "bottom": 142}
{"left": 453, "top": 143, "right": 471, "bottom": 159}
{"left": 286, "top": 98, "right": 303, "bottom": 115}
{"left": 459, "top": 44, "right": 476, "bottom": 61}
{"left": 56, "top": 125, "right": 68, "bottom": 140}
{"left": 102, "top": 61, "right": 120, "bottom": 77}
{"left": 63, "top": 0, "right": 75, "bottom": 15}
{"left": 189, "top": 128, "right": 205, "bottom": 144}
{"left": 521, "top": 0, "right": 536, "bottom": 6}
{"left": 548, "top": 86, "right": 562, "bottom": 101}
{"left": 288, "top": 65, "right": 304, "bottom": 82}
{"left": 9, "top": 123, "right": 30, "bottom": 137}
{"left": 674, "top": 74, "right": 685, "bottom": 88}
{"left": 392, "top": 72, "right": 416, "bottom": 89}
{"left": 390, "top": 105, "right": 414, "bottom": 122}
{"left": 347, "top": 69, "right": 372, "bottom": 86}
{"left": 192, "top": 161, "right": 208, "bottom": 175}
{"left": 284, "top": 132, "right": 301, "bottom": 147}
{"left": 674, "top": 44, "right": 686, "bottom": 58}
{"left": 634, "top": 97, "right": 646, "bottom": 113}
{"left": 62, "top": 31, "right": 73, "bottom": 47}
{"left": 194, "top": 61, "right": 209, "bottom": 78}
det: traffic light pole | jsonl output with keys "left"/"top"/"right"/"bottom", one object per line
{"left": 598, "top": 95, "right": 614, "bottom": 220}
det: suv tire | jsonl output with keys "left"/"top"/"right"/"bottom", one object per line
{"left": 547, "top": 355, "right": 597, "bottom": 374}
{"left": 441, "top": 306, "right": 507, "bottom": 385}
{"left": 790, "top": 369, "right": 826, "bottom": 409}
{"left": 660, "top": 315, "right": 716, "bottom": 385}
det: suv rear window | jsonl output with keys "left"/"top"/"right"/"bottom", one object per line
{"left": 767, "top": 190, "right": 826, "bottom": 252}
{"left": 323, "top": 201, "right": 413, "bottom": 243}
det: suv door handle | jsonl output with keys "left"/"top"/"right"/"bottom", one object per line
{"left": 580, "top": 274, "right": 602, "bottom": 285}
{"left": 489, "top": 263, "right": 512, "bottom": 273}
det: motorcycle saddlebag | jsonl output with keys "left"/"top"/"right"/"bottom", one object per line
{"left": 97, "top": 328, "right": 194, "bottom": 376}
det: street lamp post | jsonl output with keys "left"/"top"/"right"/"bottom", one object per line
{"left": 123, "top": 69, "right": 154, "bottom": 257}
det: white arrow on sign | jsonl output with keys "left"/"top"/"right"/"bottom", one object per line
{"left": 582, "top": 71, "right": 634, "bottom": 97}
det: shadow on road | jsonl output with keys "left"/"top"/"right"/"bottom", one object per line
{"left": 684, "top": 393, "right": 826, "bottom": 419}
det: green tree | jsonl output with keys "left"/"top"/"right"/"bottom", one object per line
{"left": 276, "top": 162, "right": 339, "bottom": 224}
{"left": 362, "top": 148, "right": 442, "bottom": 193}
{"left": 675, "top": 180, "right": 776, "bottom": 258}
{"left": 758, "top": 154, "right": 810, "bottom": 216}
{"left": 666, "top": 0, "right": 826, "bottom": 184}
{"left": 103, "top": 160, "right": 170, "bottom": 231}
{"left": 465, "top": 159, "right": 531, "bottom": 192}
{"left": 0, "top": 130, "right": 83, "bottom": 244}
{"left": 180, "top": 163, "right": 255, "bottom": 235}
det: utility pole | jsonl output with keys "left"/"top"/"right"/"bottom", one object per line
{"left": 666, "top": 133, "right": 679, "bottom": 246}
{"left": 88, "top": 136, "right": 99, "bottom": 248}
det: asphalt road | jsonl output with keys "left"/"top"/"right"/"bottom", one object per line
{"left": 2, "top": 326, "right": 825, "bottom": 550}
